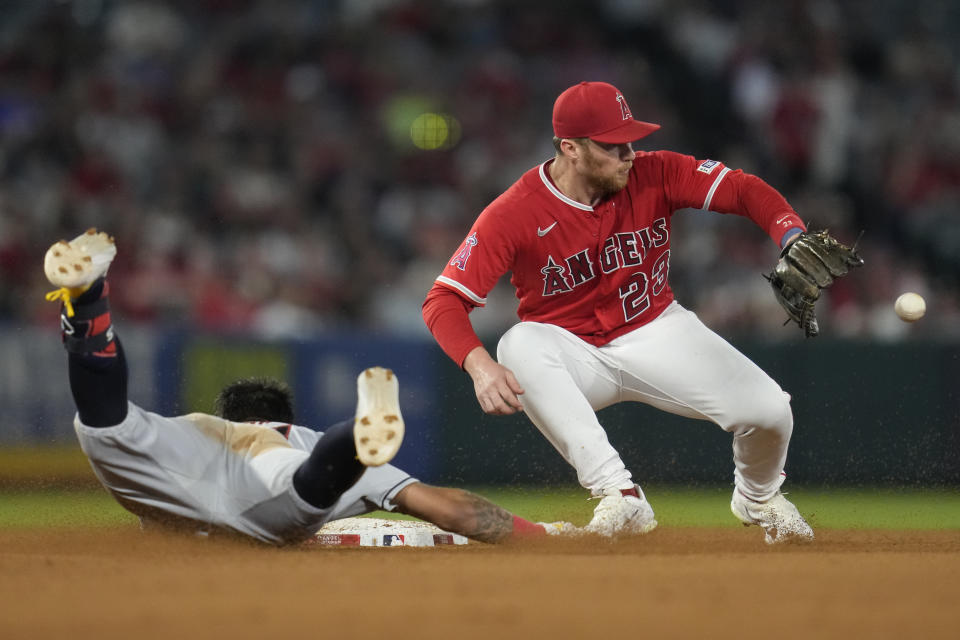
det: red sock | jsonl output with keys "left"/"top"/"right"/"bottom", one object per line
{"left": 509, "top": 515, "right": 546, "bottom": 539}
{"left": 621, "top": 487, "right": 639, "bottom": 498}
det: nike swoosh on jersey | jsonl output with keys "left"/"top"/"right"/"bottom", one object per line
{"left": 537, "top": 221, "right": 558, "bottom": 237}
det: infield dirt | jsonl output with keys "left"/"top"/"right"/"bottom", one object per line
{"left": 1, "top": 526, "right": 957, "bottom": 640}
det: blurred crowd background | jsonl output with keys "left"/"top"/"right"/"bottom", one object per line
{"left": 2, "top": 0, "right": 959, "bottom": 343}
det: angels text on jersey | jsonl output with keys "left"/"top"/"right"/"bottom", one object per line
{"left": 538, "top": 216, "right": 670, "bottom": 323}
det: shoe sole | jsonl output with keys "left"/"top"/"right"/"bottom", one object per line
{"left": 354, "top": 367, "right": 404, "bottom": 466}
{"left": 44, "top": 228, "right": 116, "bottom": 289}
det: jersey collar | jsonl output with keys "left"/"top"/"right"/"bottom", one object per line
{"left": 539, "top": 160, "right": 593, "bottom": 211}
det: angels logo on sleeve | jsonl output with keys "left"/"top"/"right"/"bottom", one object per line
{"left": 449, "top": 233, "right": 478, "bottom": 271}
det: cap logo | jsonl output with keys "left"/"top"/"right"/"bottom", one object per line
{"left": 616, "top": 93, "right": 631, "bottom": 121}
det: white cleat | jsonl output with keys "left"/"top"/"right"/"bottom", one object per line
{"left": 584, "top": 486, "right": 658, "bottom": 537}
{"left": 44, "top": 228, "right": 117, "bottom": 290}
{"left": 731, "top": 489, "right": 815, "bottom": 545}
{"left": 538, "top": 521, "right": 581, "bottom": 536}
{"left": 353, "top": 367, "right": 404, "bottom": 467}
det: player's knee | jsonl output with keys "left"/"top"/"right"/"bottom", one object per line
{"left": 497, "top": 322, "right": 537, "bottom": 360}
{"left": 749, "top": 390, "right": 793, "bottom": 438}
{"left": 496, "top": 322, "right": 556, "bottom": 371}
{"left": 726, "top": 390, "right": 793, "bottom": 439}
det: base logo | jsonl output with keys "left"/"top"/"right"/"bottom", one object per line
{"left": 382, "top": 534, "right": 406, "bottom": 546}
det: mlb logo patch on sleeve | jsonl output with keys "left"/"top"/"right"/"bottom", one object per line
{"left": 697, "top": 159, "right": 720, "bottom": 174}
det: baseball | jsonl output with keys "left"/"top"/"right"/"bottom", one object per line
{"left": 894, "top": 292, "right": 926, "bottom": 322}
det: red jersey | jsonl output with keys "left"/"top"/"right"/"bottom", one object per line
{"left": 424, "top": 150, "right": 805, "bottom": 366}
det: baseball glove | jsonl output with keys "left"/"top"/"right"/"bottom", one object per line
{"left": 767, "top": 229, "right": 864, "bottom": 337}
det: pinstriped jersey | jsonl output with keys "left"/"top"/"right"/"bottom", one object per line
{"left": 434, "top": 150, "right": 799, "bottom": 347}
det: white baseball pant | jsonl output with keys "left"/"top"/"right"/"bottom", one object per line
{"left": 496, "top": 301, "right": 791, "bottom": 501}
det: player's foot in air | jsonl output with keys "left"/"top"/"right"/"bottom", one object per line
{"left": 730, "top": 489, "right": 814, "bottom": 544}
{"left": 584, "top": 485, "right": 658, "bottom": 537}
{"left": 354, "top": 367, "right": 404, "bottom": 466}
{"left": 44, "top": 228, "right": 116, "bottom": 315}
{"left": 43, "top": 228, "right": 117, "bottom": 356}
{"left": 44, "top": 228, "right": 116, "bottom": 291}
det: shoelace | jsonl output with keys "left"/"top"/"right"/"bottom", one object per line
{"left": 45, "top": 287, "right": 76, "bottom": 318}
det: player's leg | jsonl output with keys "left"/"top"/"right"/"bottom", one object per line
{"left": 291, "top": 419, "right": 365, "bottom": 508}
{"left": 68, "top": 319, "right": 128, "bottom": 426}
{"left": 44, "top": 230, "right": 127, "bottom": 427}
{"left": 497, "top": 322, "right": 657, "bottom": 536}
{"left": 605, "top": 302, "right": 813, "bottom": 542}
{"left": 291, "top": 367, "right": 404, "bottom": 509}
{"left": 497, "top": 321, "right": 629, "bottom": 492}
{"left": 605, "top": 302, "right": 792, "bottom": 500}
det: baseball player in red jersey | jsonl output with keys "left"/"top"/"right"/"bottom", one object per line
{"left": 423, "top": 81, "right": 818, "bottom": 544}
{"left": 43, "top": 229, "right": 572, "bottom": 545}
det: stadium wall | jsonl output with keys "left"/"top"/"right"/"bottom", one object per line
{"left": 2, "top": 328, "right": 956, "bottom": 486}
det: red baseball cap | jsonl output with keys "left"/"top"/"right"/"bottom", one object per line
{"left": 552, "top": 81, "right": 660, "bottom": 143}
